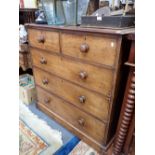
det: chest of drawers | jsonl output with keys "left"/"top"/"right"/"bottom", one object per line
{"left": 27, "top": 24, "right": 134, "bottom": 154}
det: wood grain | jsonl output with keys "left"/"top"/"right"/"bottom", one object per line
{"left": 61, "top": 33, "right": 118, "bottom": 67}
{"left": 36, "top": 86, "right": 107, "bottom": 144}
{"left": 27, "top": 24, "right": 133, "bottom": 153}
{"left": 28, "top": 29, "right": 60, "bottom": 53}
{"left": 34, "top": 67, "right": 110, "bottom": 122}
{"left": 113, "top": 71, "right": 135, "bottom": 155}
{"left": 26, "top": 24, "right": 135, "bottom": 35}
{"left": 113, "top": 34, "right": 135, "bottom": 155}
{"left": 31, "top": 48, "right": 114, "bottom": 96}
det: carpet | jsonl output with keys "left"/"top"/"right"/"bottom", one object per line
{"left": 19, "top": 120, "right": 48, "bottom": 155}
{"left": 69, "top": 141, "right": 99, "bottom": 155}
{"left": 19, "top": 101, "right": 63, "bottom": 155}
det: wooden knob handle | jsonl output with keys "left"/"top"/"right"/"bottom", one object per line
{"left": 42, "top": 79, "right": 48, "bottom": 85}
{"left": 79, "top": 96, "right": 86, "bottom": 104}
{"left": 40, "top": 57, "right": 47, "bottom": 64}
{"left": 79, "top": 71, "right": 87, "bottom": 79}
{"left": 37, "top": 36, "right": 45, "bottom": 43}
{"left": 44, "top": 98, "right": 50, "bottom": 104}
{"left": 80, "top": 43, "right": 89, "bottom": 53}
{"left": 78, "top": 118, "right": 85, "bottom": 126}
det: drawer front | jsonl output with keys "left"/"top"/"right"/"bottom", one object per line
{"left": 31, "top": 48, "right": 113, "bottom": 96}
{"left": 28, "top": 29, "right": 60, "bottom": 53}
{"left": 61, "top": 33, "right": 118, "bottom": 66}
{"left": 33, "top": 67, "right": 110, "bottom": 121}
{"left": 36, "top": 86, "right": 106, "bottom": 143}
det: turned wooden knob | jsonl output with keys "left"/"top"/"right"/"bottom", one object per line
{"left": 40, "top": 57, "right": 47, "bottom": 64}
{"left": 80, "top": 43, "right": 89, "bottom": 53}
{"left": 37, "top": 35, "right": 45, "bottom": 43}
{"left": 42, "top": 79, "right": 48, "bottom": 85}
{"left": 79, "top": 96, "right": 86, "bottom": 104}
{"left": 44, "top": 98, "right": 50, "bottom": 104}
{"left": 79, "top": 71, "right": 88, "bottom": 79}
{"left": 78, "top": 118, "right": 85, "bottom": 126}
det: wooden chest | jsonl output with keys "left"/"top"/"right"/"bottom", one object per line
{"left": 27, "top": 24, "right": 134, "bottom": 153}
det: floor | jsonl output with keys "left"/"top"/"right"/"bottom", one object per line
{"left": 26, "top": 102, "right": 80, "bottom": 155}
{"left": 24, "top": 102, "right": 114, "bottom": 155}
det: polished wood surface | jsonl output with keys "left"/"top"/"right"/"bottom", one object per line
{"left": 113, "top": 34, "right": 135, "bottom": 155}
{"left": 27, "top": 24, "right": 134, "bottom": 153}
{"left": 28, "top": 29, "right": 60, "bottom": 53}
{"left": 33, "top": 67, "right": 110, "bottom": 122}
{"left": 113, "top": 71, "right": 135, "bottom": 155}
{"left": 124, "top": 114, "right": 135, "bottom": 155}
{"left": 31, "top": 48, "right": 114, "bottom": 96}
{"left": 61, "top": 33, "right": 118, "bottom": 66}
{"left": 38, "top": 102, "right": 109, "bottom": 153}
{"left": 26, "top": 23, "right": 135, "bottom": 35}
{"left": 36, "top": 86, "right": 107, "bottom": 144}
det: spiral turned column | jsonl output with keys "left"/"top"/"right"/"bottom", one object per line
{"left": 113, "top": 71, "right": 135, "bottom": 155}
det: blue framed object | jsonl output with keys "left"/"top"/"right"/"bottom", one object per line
{"left": 54, "top": 136, "right": 80, "bottom": 155}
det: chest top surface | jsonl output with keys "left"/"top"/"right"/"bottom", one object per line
{"left": 26, "top": 24, "right": 135, "bottom": 35}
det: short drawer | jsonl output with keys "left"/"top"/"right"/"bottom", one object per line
{"left": 28, "top": 29, "right": 60, "bottom": 53}
{"left": 33, "top": 67, "right": 110, "bottom": 122}
{"left": 31, "top": 48, "right": 114, "bottom": 96}
{"left": 61, "top": 33, "right": 118, "bottom": 66}
{"left": 36, "top": 86, "right": 107, "bottom": 144}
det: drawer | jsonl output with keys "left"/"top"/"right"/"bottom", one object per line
{"left": 33, "top": 67, "right": 110, "bottom": 122}
{"left": 31, "top": 48, "right": 114, "bottom": 96}
{"left": 28, "top": 29, "right": 60, "bottom": 53}
{"left": 61, "top": 33, "right": 118, "bottom": 66}
{"left": 36, "top": 86, "right": 106, "bottom": 144}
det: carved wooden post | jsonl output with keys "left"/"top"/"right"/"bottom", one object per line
{"left": 112, "top": 34, "right": 135, "bottom": 155}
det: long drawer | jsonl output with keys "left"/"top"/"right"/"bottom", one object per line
{"left": 33, "top": 67, "right": 110, "bottom": 122}
{"left": 36, "top": 86, "right": 107, "bottom": 144}
{"left": 31, "top": 48, "right": 114, "bottom": 96}
{"left": 28, "top": 29, "right": 60, "bottom": 53}
{"left": 61, "top": 33, "right": 118, "bottom": 67}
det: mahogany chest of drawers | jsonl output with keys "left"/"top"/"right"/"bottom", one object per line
{"left": 27, "top": 24, "right": 134, "bottom": 154}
